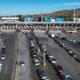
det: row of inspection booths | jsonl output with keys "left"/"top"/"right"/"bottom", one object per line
{"left": 0, "top": 22, "right": 80, "bottom": 32}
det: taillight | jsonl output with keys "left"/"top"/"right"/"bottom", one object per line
{"left": 58, "top": 69, "right": 63, "bottom": 73}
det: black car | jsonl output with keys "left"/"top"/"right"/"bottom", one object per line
{"left": 74, "top": 55, "right": 80, "bottom": 62}
{"left": 68, "top": 51, "right": 76, "bottom": 57}
{"left": 36, "top": 68, "right": 50, "bottom": 80}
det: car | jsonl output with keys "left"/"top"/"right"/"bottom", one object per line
{"left": 1, "top": 55, "right": 6, "bottom": 60}
{"left": 29, "top": 37, "right": 34, "bottom": 40}
{"left": 33, "top": 58, "right": 41, "bottom": 66}
{"left": 0, "top": 61, "right": 2, "bottom": 72}
{"left": 47, "top": 55, "right": 57, "bottom": 64}
{"left": 2, "top": 45, "right": 6, "bottom": 50}
{"left": 36, "top": 68, "right": 50, "bottom": 80}
{"left": 1, "top": 48, "right": 6, "bottom": 60}
{"left": 64, "top": 48, "right": 72, "bottom": 54}
{"left": 19, "top": 61, "right": 25, "bottom": 66}
{"left": 54, "top": 65, "right": 64, "bottom": 74}
{"left": 64, "top": 47, "right": 76, "bottom": 57}
{"left": 76, "top": 41, "right": 80, "bottom": 44}
{"left": 2, "top": 49, "right": 5, "bottom": 54}
{"left": 41, "top": 45, "right": 47, "bottom": 52}
{"left": 2, "top": 48, "right": 5, "bottom": 52}
{"left": 59, "top": 43, "right": 65, "bottom": 47}
{"left": 56, "top": 40, "right": 60, "bottom": 44}
{"left": 68, "top": 39, "right": 73, "bottom": 42}
{"left": 54, "top": 39, "right": 57, "bottom": 42}
{"left": 64, "top": 47, "right": 70, "bottom": 52}
{"left": 30, "top": 47, "right": 37, "bottom": 53}
{"left": 74, "top": 55, "right": 80, "bottom": 62}
{"left": 31, "top": 52, "right": 37, "bottom": 58}
{"left": 60, "top": 72, "right": 72, "bottom": 80}
{"left": 72, "top": 40, "right": 76, "bottom": 43}
{"left": 51, "top": 34, "right": 55, "bottom": 38}
{"left": 2, "top": 45, "right": 6, "bottom": 49}
{"left": 68, "top": 51, "right": 76, "bottom": 57}
{"left": 61, "top": 37, "right": 67, "bottom": 40}
{"left": 30, "top": 41, "right": 35, "bottom": 47}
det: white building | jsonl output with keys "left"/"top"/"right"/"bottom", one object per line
{"left": 0, "top": 16, "right": 19, "bottom": 22}
{"left": 51, "top": 19, "right": 55, "bottom": 22}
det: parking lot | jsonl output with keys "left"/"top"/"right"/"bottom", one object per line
{"left": 0, "top": 31, "right": 80, "bottom": 80}
{"left": 0, "top": 32, "right": 17, "bottom": 80}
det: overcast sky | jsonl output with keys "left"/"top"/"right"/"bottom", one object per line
{"left": 0, "top": 0, "right": 80, "bottom": 15}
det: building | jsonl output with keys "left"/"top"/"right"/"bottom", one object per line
{"left": 55, "top": 18, "right": 64, "bottom": 22}
{"left": 44, "top": 16, "right": 52, "bottom": 22}
{"left": 0, "top": 16, "right": 20, "bottom": 22}
{"left": 25, "top": 17, "right": 33, "bottom": 22}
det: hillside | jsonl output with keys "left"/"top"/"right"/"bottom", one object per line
{"left": 47, "top": 8, "right": 80, "bottom": 21}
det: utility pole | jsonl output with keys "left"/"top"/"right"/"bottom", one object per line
{"left": 42, "top": 45, "right": 46, "bottom": 67}
{"left": 40, "top": 13, "right": 43, "bottom": 22}
{"left": 41, "top": 14, "right": 43, "bottom": 22}
{"left": 14, "top": 12, "right": 17, "bottom": 29}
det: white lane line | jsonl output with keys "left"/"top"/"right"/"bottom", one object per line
{"left": 4, "top": 66, "right": 8, "bottom": 74}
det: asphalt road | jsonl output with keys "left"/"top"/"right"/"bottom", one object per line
{"left": 55, "top": 37, "right": 80, "bottom": 56}
{"left": 34, "top": 32, "right": 80, "bottom": 80}
{"left": 34, "top": 32, "right": 61, "bottom": 80}
{"left": 0, "top": 32, "right": 17, "bottom": 80}
{"left": 0, "top": 31, "right": 80, "bottom": 80}
{"left": 16, "top": 33, "right": 32, "bottom": 80}
{"left": 48, "top": 37, "right": 80, "bottom": 80}
{"left": 65, "top": 33, "right": 80, "bottom": 42}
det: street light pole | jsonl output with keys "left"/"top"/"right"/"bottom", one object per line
{"left": 41, "top": 14, "right": 43, "bottom": 22}
{"left": 40, "top": 12, "right": 43, "bottom": 22}
{"left": 43, "top": 52, "right": 46, "bottom": 67}
{"left": 42, "top": 45, "right": 46, "bottom": 67}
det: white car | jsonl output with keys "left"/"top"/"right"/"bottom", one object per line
{"left": 2, "top": 45, "right": 6, "bottom": 48}
{"left": 72, "top": 40, "right": 76, "bottom": 43}
{"left": 0, "top": 62, "right": 2, "bottom": 72}
{"left": 1, "top": 55, "right": 6, "bottom": 60}
{"left": 51, "top": 34, "right": 55, "bottom": 38}
{"left": 41, "top": 76, "right": 50, "bottom": 80}
{"left": 48, "top": 55, "right": 57, "bottom": 64}
{"left": 33, "top": 58, "right": 41, "bottom": 66}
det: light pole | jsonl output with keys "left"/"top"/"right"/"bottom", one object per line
{"left": 40, "top": 12, "right": 44, "bottom": 22}
{"left": 43, "top": 51, "right": 46, "bottom": 67}
{"left": 42, "top": 45, "right": 46, "bottom": 67}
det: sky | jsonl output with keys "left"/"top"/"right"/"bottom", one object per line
{"left": 0, "top": 0, "right": 80, "bottom": 15}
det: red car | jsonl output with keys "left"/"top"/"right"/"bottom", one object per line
{"left": 55, "top": 65, "right": 64, "bottom": 74}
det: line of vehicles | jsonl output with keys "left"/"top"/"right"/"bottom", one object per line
{"left": 53, "top": 36, "right": 80, "bottom": 63}
{"left": 28, "top": 32, "right": 73, "bottom": 80}
{"left": 29, "top": 37, "right": 41, "bottom": 66}
{"left": 47, "top": 32, "right": 80, "bottom": 63}
{"left": 36, "top": 36, "right": 73, "bottom": 80}
{"left": 0, "top": 37, "right": 6, "bottom": 72}
{"left": 28, "top": 33, "right": 50, "bottom": 80}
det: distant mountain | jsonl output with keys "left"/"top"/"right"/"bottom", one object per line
{"left": 47, "top": 8, "right": 80, "bottom": 21}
